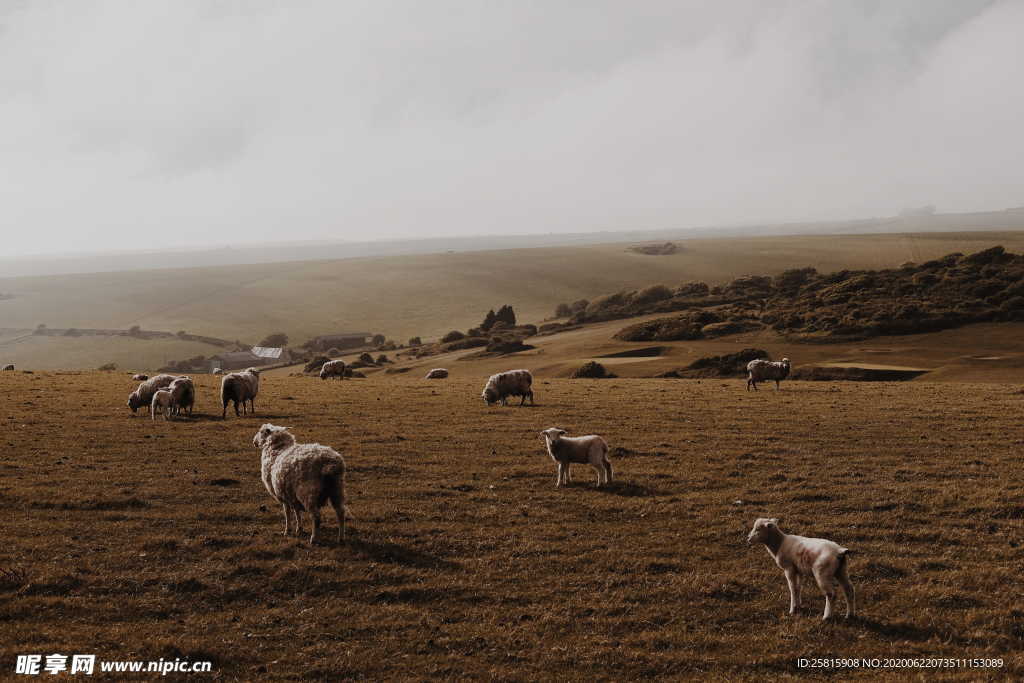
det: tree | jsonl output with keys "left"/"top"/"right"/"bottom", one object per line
{"left": 441, "top": 330, "right": 465, "bottom": 344}
{"left": 258, "top": 333, "right": 289, "bottom": 347}
{"left": 481, "top": 309, "right": 497, "bottom": 331}
{"left": 129, "top": 325, "right": 142, "bottom": 336}
{"left": 496, "top": 304, "right": 516, "bottom": 327}
{"left": 555, "top": 303, "right": 572, "bottom": 318}
{"left": 408, "top": 336, "right": 422, "bottom": 346}
{"left": 372, "top": 334, "right": 386, "bottom": 347}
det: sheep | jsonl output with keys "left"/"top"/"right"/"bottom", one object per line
{"left": 540, "top": 428, "right": 612, "bottom": 488}
{"left": 3, "top": 364, "right": 14, "bottom": 371}
{"left": 150, "top": 389, "right": 174, "bottom": 421}
{"left": 168, "top": 376, "right": 195, "bottom": 416}
{"left": 481, "top": 369, "right": 534, "bottom": 406}
{"left": 127, "top": 374, "right": 179, "bottom": 413}
{"left": 424, "top": 368, "right": 448, "bottom": 379}
{"left": 131, "top": 373, "right": 148, "bottom": 381}
{"left": 747, "top": 358, "right": 791, "bottom": 391}
{"left": 253, "top": 424, "right": 350, "bottom": 544}
{"left": 221, "top": 367, "right": 260, "bottom": 418}
{"left": 212, "top": 368, "right": 224, "bottom": 375}
{"left": 747, "top": 518, "right": 855, "bottom": 620}
{"left": 319, "top": 359, "right": 347, "bottom": 380}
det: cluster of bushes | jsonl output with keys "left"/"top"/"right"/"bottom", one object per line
{"left": 159, "top": 355, "right": 209, "bottom": 373}
{"left": 579, "top": 246, "right": 1024, "bottom": 343}
{"left": 571, "top": 361, "right": 615, "bottom": 379}
{"left": 628, "top": 241, "right": 679, "bottom": 256}
{"left": 659, "top": 349, "right": 769, "bottom": 378}
{"left": 402, "top": 305, "right": 536, "bottom": 359}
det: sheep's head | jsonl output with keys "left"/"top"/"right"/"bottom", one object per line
{"left": 781, "top": 358, "right": 791, "bottom": 366}
{"left": 127, "top": 393, "right": 141, "bottom": 412}
{"left": 253, "top": 423, "right": 294, "bottom": 450}
{"left": 747, "top": 518, "right": 780, "bottom": 544}
{"left": 540, "top": 427, "right": 567, "bottom": 444}
{"left": 246, "top": 367, "right": 261, "bottom": 375}
{"left": 482, "top": 387, "right": 499, "bottom": 405}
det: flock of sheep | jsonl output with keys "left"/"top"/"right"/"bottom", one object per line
{"left": 120, "top": 354, "right": 853, "bottom": 619}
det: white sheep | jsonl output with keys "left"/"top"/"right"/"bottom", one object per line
{"left": 168, "top": 376, "right": 195, "bottom": 416}
{"left": 747, "top": 358, "right": 791, "bottom": 391}
{"left": 128, "top": 374, "right": 179, "bottom": 413}
{"left": 747, "top": 518, "right": 855, "bottom": 620}
{"left": 150, "top": 389, "right": 174, "bottom": 421}
{"left": 131, "top": 373, "right": 148, "bottom": 381}
{"left": 319, "top": 359, "right": 347, "bottom": 380}
{"left": 221, "top": 367, "right": 260, "bottom": 418}
{"left": 424, "top": 368, "right": 448, "bottom": 379}
{"left": 212, "top": 368, "right": 224, "bottom": 375}
{"left": 482, "top": 369, "right": 534, "bottom": 406}
{"left": 253, "top": 424, "right": 349, "bottom": 544}
{"left": 540, "top": 428, "right": 612, "bottom": 488}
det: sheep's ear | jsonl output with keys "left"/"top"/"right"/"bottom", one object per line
{"left": 768, "top": 518, "right": 779, "bottom": 526}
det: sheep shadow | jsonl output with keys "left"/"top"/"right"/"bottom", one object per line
{"left": 344, "top": 536, "right": 459, "bottom": 571}
{"left": 579, "top": 481, "right": 661, "bottom": 497}
{"left": 851, "top": 615, "right": 952, "bottom": 644}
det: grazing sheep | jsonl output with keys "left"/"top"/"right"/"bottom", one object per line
{"left": 747, "top": 358, "right": 791, "bottom": 391}
{"left": 3, "top": 364, "right": 15, "bottom": 371}
{"left": 540, "top": 428, "right": 612, "bottom": 488}
{"left": 127, "top": 374, "right": 179, "bottom": 413}
{"left": 747, "top": 518, "right": 855, "bottom": 620}
{"left": 319, "top": 359, "right": 347, "bottom": 380}
{"left": 150, "top": 389, "right": 174, "bottom": 421}
{"left": 221, "top": 367, "right": 260, "bottom": 418}
{"left": 131, "top": 373, "right": 148, "bottom": 381}
{"left": 424, "top": 368, "right": 449, "bottom": 379}
{"left": 253, "top": 424, "right": 350, "bottom": 544}
{"left": 481, "top": 369, "right": 534, "bottom": 406}
{"left": 168, "top": 376, "right": 195, "bottom": 416}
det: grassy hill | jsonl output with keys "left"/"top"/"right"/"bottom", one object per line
{"left": 3, "top": 230, "right": 1024, "bottom": 370}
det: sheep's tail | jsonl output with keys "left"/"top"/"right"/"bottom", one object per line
{"left": 838, "top": 548, "right": 853, "bottom": 569}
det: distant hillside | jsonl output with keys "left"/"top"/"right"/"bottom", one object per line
{"left": 3, "top": 230, "right": 1024, "bottom": 370}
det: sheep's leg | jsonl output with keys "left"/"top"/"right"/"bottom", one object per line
{"left": 814, "top": 569, "right": 836, "bottom": 620}
{"left": 281, "top": 503, "right": 292, "bottom": 535}
{"left": 591, "top": 463, "right": 603, "bottom": 487}
{"left": 556, "top": 463, "right": 565, "bottom": 487}
{"left": 294, "top": 509, "right": 305, "bottom": 537}
{"left": 785, "top": 568, "right": 800, "bottom": 615}
{"left": 309, "top": 506, "right": 322, "bottom": 545}
{"left": 775, "top": 379, "right": 780, "bottom": 390}
{"left": 604, "top": 459, "right": 613, "bottom": 485}
{"left": 838, "top": 567, "right": 855, "bottom": 618}
{"left": 329, "top": 490, "right": 346, "bottom": 544}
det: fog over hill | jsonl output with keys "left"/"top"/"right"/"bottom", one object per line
{"left": 4, "top": 209, "right": 1024, "bottom": 278}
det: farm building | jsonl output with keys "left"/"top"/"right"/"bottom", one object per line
{"left": 307, "top": 332, "right": 372, "bottom": 351}
{"left": 209, "top": 346, "right": 289, "bottom": 373}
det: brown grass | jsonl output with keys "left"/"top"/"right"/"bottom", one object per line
{"left": 1, "top": 370, "right": 1022, "bottom": 679}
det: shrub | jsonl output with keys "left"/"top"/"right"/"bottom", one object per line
{"left": 372, "top": 334, "right": 386, "bottom": 347}
{"left": 632, "top": 284, "right": 673, "bottom": 307}
{"left": 358, "top": 352, "right": 375, "bottom": 365}
{"left": 570, "top": 299, "right": 589, "bottom": 314}
{"left": 571, "top": 361, "right": 615, "bottom": 378}
{"left": 408, "top": 336, "right": 422, "bottom": 347}
{"left": 441, "top": 330, "right": 465, "bottom": 344}
{"left": 376, "top": 354, "right": 391, "bottom": 364}
{"left": 555, "top": 303, "right": 573, "bottom": 318}
{"left": 98, "top": 363, "right": 117, "bottom": 372}
{"left": 327, "top": 347, "right": 341, "bottom": 357}
{"left": 303, "top": 356, "right": 331, "bottom": 373}
{"left": 258, "top": 333, "right": 288, "bottom": 347}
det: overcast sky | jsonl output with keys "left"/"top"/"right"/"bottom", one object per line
{"left": 1, "top": 0, "right": 1022, "bottom": 257}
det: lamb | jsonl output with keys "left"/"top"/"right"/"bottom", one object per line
{"left": 747, "top": 358, "right": 791, "bottom": 391}
{"left": 168, "top": 376, "right": 195, "bottom": 416}
{"left": 3, "top": 364, "right": 15, "bottom": 371}
{"left": 424, "top": 368, "right": 448, "bottom": 379}
{"left": 319, "top": 359, "right": 347, "bottom": 380}
{"left": 747, "top": 518, "right": 855, "bottom": 620}
{"left": 150, "top": 389, "right": 174, "bottom": 421}
{"left": 221, "top": 367, "right": 260, "bottom": 418}
{"left": 540, "top": 428, "right": 612, "bottom": 488}
{"left": 127, "top": 374, "right": 179, "bottom": 413}
{"left": 253, "top": 424, "right": 349, "bottom": 544}
{"left": 131, "top": 373, "right": 148, "bottom": 381}
{"left": 481, "top": 369, "right": 534, "bottom": 406}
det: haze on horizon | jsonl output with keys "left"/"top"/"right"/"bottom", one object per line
{"left": 2, "top": 0, "right": 1022, "bottom": 259}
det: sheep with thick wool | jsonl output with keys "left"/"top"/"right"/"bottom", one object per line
{"left": 253, "top": 424, "right": 349, "bottom": 544}
{"left": 168, "top": 376, "right": 195, "bottom": 416}
{"left": 128, "top": 374, "right": 179, "bottom": 413}
{"left": 221, "top": 367, "right": 260, "bottom": 418}
{"left": 540, "top": 428, "right": 612, "bottom": 488}
{"left": 319, "top": 360, "right": 347, "bottom": 380}
{"left": 150, "top": 389, "right": 174, "bottom": 421}
{"left": 482, "top": 369, "right": 534, "bottom": 406}
{"left": 747, "top": 517, "right": 855, "bottom": 620}
{"left": 746, "top": 358, "right": 791, "bottom": 391}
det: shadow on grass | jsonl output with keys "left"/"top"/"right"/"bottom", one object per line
{"left": 345, "top": 536, "right": 460, "bottom": 570}
{"left": 596, "top": 481, "right": 661, "bottom": 497}
{"left": 852, "top": 615, "right": 948, "bottom": 643}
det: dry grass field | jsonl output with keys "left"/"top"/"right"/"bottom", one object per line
{"left": 2, "top": 370, "right": 1022, "bottom": 679}
{"left": 5, "top": 231, "right": 1024, "bottom": 372}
